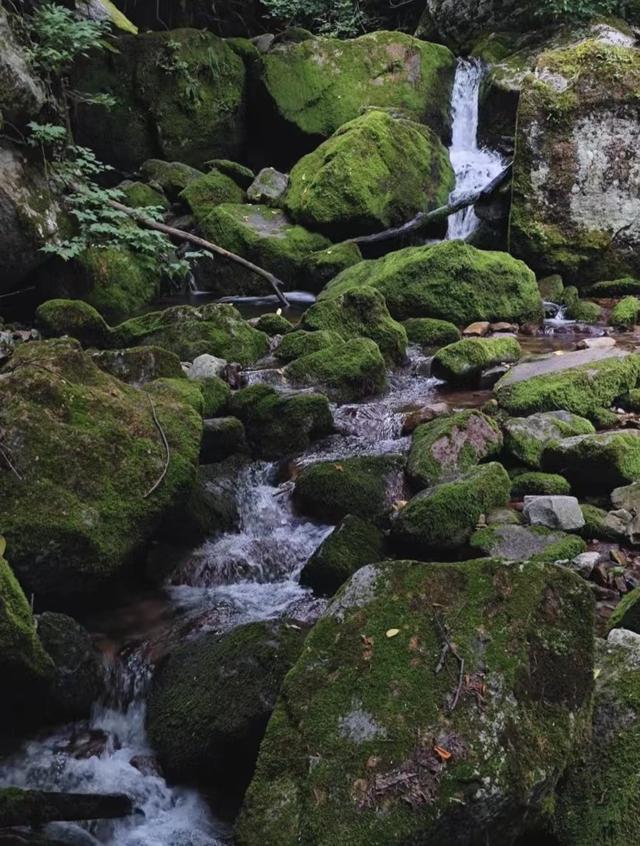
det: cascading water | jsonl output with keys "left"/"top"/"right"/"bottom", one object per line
{"left": 447, "top": 58, "right": 506, "bottom": 241}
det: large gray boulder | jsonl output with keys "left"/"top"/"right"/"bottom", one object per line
{"left": 0, "top": 7, "right": 45, "bottom": 126}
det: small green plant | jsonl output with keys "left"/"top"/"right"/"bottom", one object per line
{"left": 261, "top": 0, "right": 368, "bottom": 37}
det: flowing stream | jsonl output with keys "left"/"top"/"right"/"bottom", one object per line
{"left": 447, "top": 58, "right": 506, "bottom": 241}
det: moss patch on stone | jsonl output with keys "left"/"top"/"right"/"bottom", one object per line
{"left": 503, "top": 411, "right": 595, "bottom": 469}
{"left": 274, "top": 329, "right": 343, "bottom": 364}
{"left": 432, "top": 336, "right": 521, "bottom": 386}
{"left": 403, "top": 318, "right": 461, "bottom": 349}
{"left": 179, "top": 168, "right": 245, "bottom": 218}
{"left": 511, "top": 471, "right": 571, "bottom": 497}
{"left": 610, "top": 296, "right": 640, "bottom": 329}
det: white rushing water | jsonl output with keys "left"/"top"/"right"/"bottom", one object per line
{"left": 447, "top": 58, "right": 506, "bottom": 241}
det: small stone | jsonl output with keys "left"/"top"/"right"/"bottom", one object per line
{"left": 187, "top": 353, "right": 228, "bottom": 381}
{"left": 523, "top": 495, "right": 585, "bottom": 531}
{"left": 247, "top": 167, "right": 290, "bottom": 206}
{"left": 576, "top": 336, "right": 616, "bottom": 350}
{"left": 571, "top": 551, "right": 601, "bottom": 579}
{"left": 463, "top": 321, "right": 490, "bottom": 337}
{"left": 401, "top": 402, "right": 450, "bottom": 434}
{"left": 607, "top": 627, "right": 640, "bottom": 651}
{"left": 490, "top": 322, "right": 518, "bottom": 333}
{"left": 479, "top": 364, "right": 510, "bottom": 389}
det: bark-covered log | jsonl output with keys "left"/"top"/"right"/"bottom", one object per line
{"left": 0, "top": 787, "right": 132, "bottom": 827}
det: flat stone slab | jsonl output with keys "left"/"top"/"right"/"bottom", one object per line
{"left": 523, "top": 495, "right": 585, "bottom": 531}
{"left": 496, "top": 347, "right": 629, "bottom": 388}
{"left": 472, "top": 524, "right": 575, "bottom": 561}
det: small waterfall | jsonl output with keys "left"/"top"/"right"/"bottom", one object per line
{"left": 447, "top": 58, "right": 506, "bottom": 241}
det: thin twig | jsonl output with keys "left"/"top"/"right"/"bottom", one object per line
{"left": 0, "top": 442, "right": 22, "bottom": 480}
{"left": 448, "top": 657, "right": 465, "bottom": 713}
{"left": 143, "top": 395, "right": 170, "bottom": 499}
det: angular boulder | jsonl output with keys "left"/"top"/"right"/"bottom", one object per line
{"left": 542, "top": 431, "right": 640, "bottom": 493}
{"left": 522, "top": 495, "right": 585, "bottom": 531}
{"left": 503, "top": 410, "right": 595, "bottom": 469}
{"left": 432, "top": 336, "right": 521, "bottom": 386}
{"left": 0, "top": 7, "right": 45, "bottom": 126}
{"left": 470, "top": 523, "right": 586, "bottom": 563}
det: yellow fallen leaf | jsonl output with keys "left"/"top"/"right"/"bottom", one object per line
{"left": 594, "top": 668, "right": 602, "bottom": 680}
{"left": 0, "top": 536, "right": 5, "bottom": 557}
{"left": 386, "top": 628, "right": 400, "bottom": 638}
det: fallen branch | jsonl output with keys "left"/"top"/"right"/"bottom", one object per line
{"left": 144, "top": 395, "right": 170, "bottom": 499}
{"left": 0, "top": 441, "right": 22, "bottom": 480}
{"left": 345, "top": 164, "right": 512, "bottom": 247}
{"left": 107, "top": 198, "right": 291, "bottom": 308}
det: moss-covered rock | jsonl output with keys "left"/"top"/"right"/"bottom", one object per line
{"left": 37, "top": 298, "right": 112, "bottom": 347}
{"left": 274, "top": 329, "right": 343, "bottom": 364}
{"left": 407, "top": 410, "right": 503, "bottom": 489}
{"left": 254, "top": 312, "right": 292, "bottom": 336}
{"left": 0, "top": 339, "right": 202, "bottom": 602}
{"left": 470, "top": 523, "right": 585, "bottom": 563}
{"left": 304, "top": 243, "right": 363, "bottom": 291}
{"left": 118, "top": 179, "right": 169, "bottom": 210}
{"left": 538, "top": 273, "right": 564, "bottom": 302}
{"left": 608, "top": 587, "right": 640, "bottom": 634}
{"left": 293, "top": 455, "right": 406, "bottom": 526}
{"left": 495, "top": 350, "right": 640, "bottom": 419}
{"left": 503, "top": 410, "right": 596, "bottom": 469}
{"left": 200, "top": 416, "right": 247, "bottom": 464}
{"left": 610, "top": 295, "right": 640, "bottom": 329}
{"left": 511, "top": 471, "right": 571, "bottom": 498}
{"left": 229, "top": 384, "right": 333, "bottom": 460}
{"left": 256, "top": 31, "right": 455, "bottom": 157}
{"left": 392, "top": 462, "right": 511, "bottom": 553}
{"left": 196, "top": 203, "right": 331, "bottom": 296}
{"left": 321, "top": 240, "right": 543, "bottom": 325}
{"left": 236, "top": 558, "right": 594, "bottom": 846}
{"left": 403, "top": 317, "right": 461, "bottom": 349}
{"left": 510, "top": 41, "right": 640, "bottom": 283}
{"left": 432, "top": 336, "right": 521, "bottom": 386}
{"left": 542, "top": 431, "right": 640, "bottom": 493}
{"left": 588, "top": 276, "right": 640, "bottom": 297}
{"left": 210, "top": 159, "right": 255, "bottom": 190}
{"left": 285, "top": 337, "right": 387, "bottom": 403}
{"left": 91, "top": 346, "right": 184, "bottom": 386}
{"left": 300, "top": 516, "right": 385, "bottom": 597}
{"left": 247, "top": 167, "right": 289, "bottom": 206}
{"left": 74, "top": 29, "right": 247, "bottom": 170}
{"left": 559, "top": 286, "right": 602, "bottom": 323}
{"left": 179, "top": 168, "right": 245, "bottom": 216}
{"left": 37, "top": 612, "right": 105, "bottom": 722}
{"left": 147, "top": 620, "right": 307, "bottom": 793}
{"left": 299, "top": 287, "right": 407, "bottom": 364}
{"left": 554, "top": 633, "right": 640, "bottom": 845}
{"left": 285, "top": 111, "right": 454, "bottom": 239}
{"left": 140, "top": 159, "right": 203, "bottom": 201}
{"left": 579, "top": 504, "right": 627, "bottom": 543}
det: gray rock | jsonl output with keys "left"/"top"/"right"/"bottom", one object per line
{"left": 247, "top": 167, "right": 290, "bottom": 206}
{"left": 571, "top": 551, "right": 602, "bottom": 579}
{"left": 523, "top": 495, "right": 585, "bottom": 531}
{"left": 186, "top": 353, "right": 228, "bottom": 380}
{"left": 576, "top": 337, "right": 616, "bottom": 350}
{"left": 199, "top": 416, "right": 248, "bottom": 464}
{"left": 607, "top": 627, "right": 640, "bottom": 655}
{"left": 496, "top": 348, "right": 630, "bottom": 390}
{"left": 610, "top": 482, "right": 640, "bottom": 544}
{"left": 504, "top": 410, "right": 595, "bottom": 469}
{"left": 0, "top": 7, "right": 46, "bottom": 126}
{"left": 472, "top": 523, "right": 579, "bottom": 562}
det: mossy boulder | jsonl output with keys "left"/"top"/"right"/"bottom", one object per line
{"left": 74, "top": 29, "right": 247, "bottom": 170}
{"left": 140, "top": 159, "right": 203, "bottom": 201}
{"left": 256, "top": 31, "right": 455, "bottom": 158}
{"left": 300, "top": 516, "right": 385, "bottom": 597}
{"left": 179, "top": 168, "right": 245, "bottom": 216}
{"left": 495, "top": 350, "right": 640, "bottom": 419}
{"left": 0, "top": 339, "right": 202, "bottom": 602}
{"left": 503, "top": 410, "right": 596, "bottom": 469}
{"left": 407, "top": 410, "right": 503, "bottom": 489}
{"left": 511, "top": 471, "right": 571, "bottom": 498}
{"left": 91, "top": 346, "right": 185, "bottom": 386}
{"left": 274, "top": 329, "right": 343, "bottom": 364}
{"left": 196, "top": 203, "right": 331, "bottom": 296}
{"left": 236, "top": 557, "right": 594, "bottom": 846}
{"left": 554, "top": 633, "right": 640, "bottom": 846}
{"left": 470, "top": 523, "right": 585, "bottom": 563}
{"left": 118, "top": 179, "right": 169, "bottom": 210}
{"left": 37, "top": 612, "right": 105, "bottom": 722}
{"left": 37, "top": 298, "right": 111, "bottom": 347}
{"left": 147, "top": 621, "right": 307, "bottom": 793}
{"left": 579, "top": 504, "right": 627, "bottom": 544}
{"left": 200, "top": 417, "right": 247, "bottom": 464}
{"left": 284, "top": 110, "right": 454, "bottom": 240}
{"left": 559, "top": 286, "right": 602, "bottom": 323}
{"left": 304, "top": 243, "right": 363, "bottom": 291}
{"left": 608, "top": 587, "right": 640, "bottom": 634}
{"left": 299, "top": 287, "right": 407, "bottom": 364}
{"left": 610, "top": 296, "right": 640, "bottom": 329}
{"left": 510, "top": 41, "right": 640, "bottom": 284}
{"left": 403, "top": 317, "right": 461, "bottom": 349}
{"left": 229, "top": 384, "right": 333, "bottom": 460}
{"left": 285, "top": 337, "right": 387, "bottom": 403}
{"left": 392, "top": 462, "right": 511, "bottom": 553}
{"left": 588, "top": 276, "right": 640, "bottom": 297}
{"left": 432, "top": 336, "right": 521, "bottom": 386}
{"left": 542, "top": 431, "right": 640, "bottom": 493}
{"left": 210, "top": 159, "right": 256, "bottom": 189}
{"left": 321, "top": 240, "right": 543, "bottom": 325}
{"left": 254, "top": 312, "right": 292, "bottom": 336}
{"left": 293, "top": 455, "right": 407, "bottom": 526}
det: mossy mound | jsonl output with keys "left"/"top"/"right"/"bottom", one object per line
{"left": 140, "top": 159, "right": 203, "bottom": 201}
{"left": 274, "top": 329, "right": 343, "bottom": 364}
{"left": 300, "top": 516, "right": 385, "bottom": 597}
{"left": 608, "top": 587, "right": 640, "bottom": 634}
{"left": 299, "top": 287, "right": 407, "bottom": 364}
{"left": 0, "top": 339, "right": 202, "bottom": 602}
{"left": 236, "top": 558, "right": 594, "bottom": 846}
{"left": 118, "top": 179, "right": 169, "bottom": 210}
{"left": 511, "top": 471, "right": 571, "bottom": 497}
{"left": 304, "top": 243, "right": 363, "bottom": 291}
{"left": 147, "top": 621, "right": 307, "bottom": 794}
{"left": 179, "top": 168, "right": 245, "bottom": 217}
{"left": 554, "top": 634, "right": 640, "bottom": 845}
{"left": 37, "top": 298, "right": 112, "bottom": 347}
{"left": 197, "top": 203, "right": 331, "bottom": 296}
{"left": 432, "top": 336, "right": 521, "bottom": 386}
{"left": 229, "top": 384, "right": 333, "bottom": 460}
{"left": 200, "top": 417, "right": 247, "bottom": 464}
{"left": 210, "top": 159, "right": 255, "bottom": 190}
{"left": 407, "top": 410, "right": 503, "bottom": 489}
{"left": 503, "top": 410, "right": 595, "bottom": 469}
{"left": 560, "top": 286, "right": 602, "bottom": 324}
{"left": 284, "top": 111, "right": 454, "bottom": 240}
{"left": 588, "top": 277, "right": 640, "bottom": 297}
{"left": 403, "top": 317, "right": 461, "bottom": 349}
{"left": 293, "top": 455, "right": 406, "bottom": 526}
{"left": 610, "top": 296, "right": 640, "bottom": 329}
{"left": 321, "top": 240, "right": 543, "bottom": 325}
{"left": 256, "top": 31, "right": 455, "bottom": 154}
{"left": 579, "top": 504, "right": 626, "bottom": 543}
{"left": 470, "top": 523, "right": 585, "bottom": 563}
{"left": 91, "top": 346, "right": 185, "bottom": 386}
{"left": 254, "top": 312, "right": 292, "bottom": 336}
{"left": 495, "top": 352, "right": 640, "bottom": 419}
{"left": 285, "top": 337, "right": 387, "bottom": 403}
{"left": 74, "top": 29, "right": 247, "bottom": 170}
{"left": 393, "top": 462, "right": 511, "bottom": 553}
{"left": 542, "top": 431, "right": 640, "bottom": 493}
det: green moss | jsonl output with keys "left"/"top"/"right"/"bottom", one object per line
{"left": 299, "top": 287, "right": 407, "bottom": 364}
{"left": 285, "top": 337, "right": 387, "bottom": 403}
{"left": 560, "top": 286, "right": 602, "bottom": 323}
{"left": 495, "top": 354, "right": 640, "bottom": 419}
{"left": 590, "top": 406, "right": 620, "bottom": 430}
{"left": 392, "top": 462, "right": 511, "bottom": 552}
{"left": 229, "top": 384, "right": 333, "bottom": 460}
{"left": 403, "top": 317, "right": 461, "bottom": 349}
{"left": 285, "top": 110, "right": 454, "bottom": 239}
{"left": 503, "top": 411, "right": 596, "bottom": 469}
{"left": 407, "top": 410, "right": 503, "bottom": 489}
{"left": 209, "top": 159, "right": 255, "bottom": 189}
{"left": 432, "top": 336, "right": 521, "bottom": 385}
{"left": 274, "top": 329, "right": 343, "bottom": 364}
{"left": 470, "top": 523, "right": 586, "bottom": 563}
{"left": 511, "top": 472, "right": 571, "bottom": 497}
{"left": 237, "top": 558, "right": 594, "bottom": 846}
{"left": 254, "top": 312, "right": 292, "bottom": 336}
{"left": 0, "top": 339, "right": 202, "bottom": 602}
{"left": 622, "top": 388, "right": 640, "bottom": 412}
{"left": 538, "top": 274, "right": 564, "bottom": 301}
{"left": 579, "top": 504, "right": 625, "bottom": 543}
{"left": 179, "top": 168, "right": 245, "bottom": 219}
{"left": 305, "top": 243, "right": 363, "bottom": 293}
{"left": 608, "top": 587, "right": 640, "bottom": 634}
{"left": 300, "top": 516, "right": 385, "bottom": 597}
{"left": 588, "top": 277, "right": 640, "bottom": 297}
{"left": 118, "top": 179, "right": 169, "bottom": 210}
{"left": 543, "top": 431, "right": 640, "bottom": 492}
{"left": 610, "top": 296, "right": 640, "bottom": 329}
{"left": 91, "top": 346, "right": 185, "bottom": 386}
{"left": 141, "top": 159, "right": 203, "bottom": 200}
{"left": 293, "top": 454, "right": 405, "bottom": 525}
{"left": 321, "top": 240, "right": 543, "bottom": 325}
{"left": 37, "top": 299, "right": 111, "bottom": 347}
